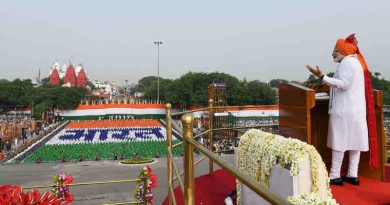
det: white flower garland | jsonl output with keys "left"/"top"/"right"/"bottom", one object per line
{"left": 236, "top": 129, "right": 337, "bottom": 205}
{"left": 288, "top": 192, "right": 338, "bottom": 205}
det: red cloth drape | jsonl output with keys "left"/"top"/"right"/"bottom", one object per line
{"left": 357, "top": 52, "right": 379, "bottom": 169}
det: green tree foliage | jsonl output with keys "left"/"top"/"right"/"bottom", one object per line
{"left": 304, "top": 74, "right": 321, "bottom": 84}
{"left": 41, "top": 77, "right": 49, "bottom": 84}
{"left": 304, "top": 73, "right": 334, "bottom": 84}
{"left": 167, "top": 72, "right": 211, "bottom": 107}
{"left": 243, "top": 80, "right": 276, "bottom": 105}
{"left": 209, "top": 72, "right": 247, "bottom": 105}
{"left": 32, "top": 103, "right": 50, "bottom": 119}
{"left": 137, "top": 76, "right": 158, "bottom": 93}
{"left": 371, "top": 72, "right": 390, "bottom": 104}
{"left": 87, "top": 80, "right": 95, "bottom": 89}
{"left": 269, "top": 79, "right": 288, "bottom": 88}
{"left": 0, "top": 79, "right": 33, "bottom": 113}
{"left": 143, "top": 78, "right": 173, "bottom": 101}
{"left": 57, "top": 87, "right": 85, "bottom": 109}
{"left": 139, "top": 72, "right": 277, "bottom": 107}
{"left": 0, "top": 79, "right": 86, "bottom": 116}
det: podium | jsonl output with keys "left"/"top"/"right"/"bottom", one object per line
{"left": 279, "top": 83, "right": 386, "bottom": 181}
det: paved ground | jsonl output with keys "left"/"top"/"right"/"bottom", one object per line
{"left": 0, "top": 154, "right": 236, "bottom": 205}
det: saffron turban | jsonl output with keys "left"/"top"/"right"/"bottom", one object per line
{"left": 336, "top": 34, "right": 379, "bottom": 169}
{"left": 336, "top": 34, "right": 359, "bottom": 56}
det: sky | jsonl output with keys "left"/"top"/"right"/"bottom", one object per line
{"left": 0, "top": 0, "right": 389, "bottom": 85}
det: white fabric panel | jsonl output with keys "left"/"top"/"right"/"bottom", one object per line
{"left": 60, "top": 108, "right": 165, "bottom": 116}
{"left": 60, "top": 108, "right": 278, "bottom": 117}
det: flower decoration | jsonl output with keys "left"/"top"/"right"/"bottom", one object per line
{"left": 134, "top": 166, "right": 158, "bottom": 205}
{"left": 146, "top": 166, "right": 158, "bottom": 189}
{"left": 236, "top": 129, "right": 336, "bottom": 204}
{"left": 52, "top": 171, "right": 74, "bottom": 204}
{"left": 0, "top": 184, "right": 72, "bottom": 205}
{"left": 288, "top": 192, "right": 339, "bottom": 205}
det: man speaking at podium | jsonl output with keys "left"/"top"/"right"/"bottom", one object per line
{"left": 306, "top": 34, "right": 378, "bottom": 186}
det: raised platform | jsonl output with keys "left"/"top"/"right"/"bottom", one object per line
{"left": 163, "top": 169, "right": 390, "bottom": 205}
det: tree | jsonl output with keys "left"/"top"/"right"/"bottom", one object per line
{"left": 143, "top": 78, "right": 173, "bottom": 102}
{"left": 87, "top": 80, "right": 95, "bottom": 89}
{"left": 56, "top": 87, "right": 83, "bottom": 109}
{"left": 163, "top": 71, "right": 276, "bottom": 106}
{"left": 127, "top": 83, "right": 138, "bottom": 96}
{"left": 32, "top": 103, "right": 49, "bottom": 119}
{"left": 137, "top": 76, "right": 158, "bottom": 93}
{"left": 208, "top": 72, "right": 245, "bottom": 105}
{"left": 0, "top": 79, "right": 33, "bottom": 113}
{"left": 304, "top": 74, "right": 322, "bottom": 84}
{"left": 0, "top": 79, "right": 87, "bottom": 115}
{"left": 41, "top": 77, "right": 49, "bottom": 83}
{"left": 243, "top": 80, "right": 276, "bottom": 105}
{"left": 165, "top": 72, "right": 210, "bottom": 107}
{"left": 370, "top": 72, "right": 390, "bottom": 104}
{"left": 0, "top": 80, "right": 15, "bottom": 113}
{"left": 269, "top": 79, "right": 288, "bottom": 88}
{"left": 304, "top": 73, "right": 334, "bottom": 84}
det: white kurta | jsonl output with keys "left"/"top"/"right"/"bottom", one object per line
{"left": 323, "top": 55, "right": 369, "bottom": 152}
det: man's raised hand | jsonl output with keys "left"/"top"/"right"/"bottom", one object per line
{"left": 306, "top": 65, "right": 324, "bottom": 78}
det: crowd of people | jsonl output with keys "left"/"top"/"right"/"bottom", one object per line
{"left": 0, "top": 115, "right": 30, "bottom": 156}
{"left": 179, "top": 117, "right": 281, "bottom": 156}
{"left": 0, "top": 114, "right": 54, "bottom": 160}
{"left": 9, "top": 122, "right": 65, "bottom": 164}
{"left": 385, "top": 117, "right": 390, "bottom": 143}
{"left": 0, "top": 115, "right": 26, "bottom": 124}
{"left": 199, "top": 137, "right": 237, "bottom": 154}
{"left": 103, "top": 115, "right": 135, "bottom": 120}
{"left": 234, "top": 118, "right": 278, "bottom": 128}
{"left": 214, "top": 139, "right": 237, "bottom": 154}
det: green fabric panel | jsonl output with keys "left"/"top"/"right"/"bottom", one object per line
{"left": 23, "top": 140, "right": 182, "bottom": 163}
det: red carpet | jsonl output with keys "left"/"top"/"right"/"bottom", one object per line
{"left": 385, "top": 165, "right": 390, "bottom": 182}
{"left": 162, "top": 169, "right": 236, "bottom": 205}
{"left": 330, "top": 177, "right": 390, "bottom": 205}
{"left": 162, "top": 169, "right": 390, "bottom": 205}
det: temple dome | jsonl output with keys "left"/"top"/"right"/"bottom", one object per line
{"left": 76, "top": 67, "right": 88, "bottom": 88}
{"left": 63, "top": 64, "right": 77, "bottom": 86}
{"left": 49, "top": 68, "right": 60, "bottom": 86}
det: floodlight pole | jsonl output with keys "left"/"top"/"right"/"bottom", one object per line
{"left": 154, "top": 41, "right": 163, "bottom": 103}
